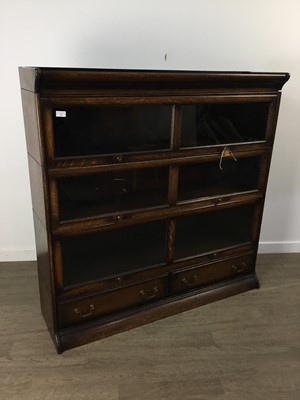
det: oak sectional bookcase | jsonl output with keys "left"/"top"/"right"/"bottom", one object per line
{"left": 19, "top": 68, "right": 289, "bottom": 353}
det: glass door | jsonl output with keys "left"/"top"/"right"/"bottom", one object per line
{"left": 61, "top": 220, "right": 167, "bottom": 287}
{"left": 174, "top": 205, "right": 255, "bottom": 260}
{"left": 177, "top": 156, "right": 261, "bottom": 202}
{"left": 57, "top": 167, "right": 169, "bottom": 221}
{"left": 180, "top": 103, "right": 270, "bottom": 148}
{"left": 52, "top": 105, "right": 172, "bottom": 158}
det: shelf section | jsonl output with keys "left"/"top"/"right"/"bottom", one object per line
{"left": 61, "top": 220, "right": 167, "bottom": 287}
{"left": 52, "top": 191, "right": 262, "bottom": 237}
{"left": 181, "top": 103, "right": 269, "bottom": 148}
{"left": 57, "top": 167, "right": 169, "bottom": 222}
{"left": 48, "top": 145, "right": 270, "bottom": 177}
{"left": 174, "top": 204, "right": 255, "bottom": 260}
{"left": 178, "top": 156, "right": 261, "bottom": 202}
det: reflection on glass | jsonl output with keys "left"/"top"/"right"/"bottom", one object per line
{"left": 58, "top": 167, "right": 169, "bottom": 221}
{"left": 175, "top": 205, "right": 254, "bottom": 259}
{"left": 53, "top": 105, "right": 172, "bottom": 157}
{"left": 62, "top": 221, "right": 167, "bottom": 287}
{"left": 178, "top": 157, "right": 260, "bottom": 201}
{"left": 181, "top": 103, "right": 269, "bottom": 147}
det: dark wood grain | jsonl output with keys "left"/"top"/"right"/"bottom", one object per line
{"left": 19, "top": 67, "right": 289, "bottom": 352}
{"left": 32, "top": 212, "right": 61, "bottom": 352}
{"left": 52, "top": 192, "right": 262, "bottom": 237}
{"left": 168, "top": 166, "right": 178, "bottom": 205}
{"left": 47, "top": 145, "right": 270, "bottom": 176}
{"left": 19, "top": 67, "right": 41, "bottom": 93}
{"left": 59, "top": 274, "right": 259, "bottom": 352}
{"left": 20, "top": 75, "right": 60, "bottom": 352}
{"left": 27, "top": 155, "right": 47, "bottom": 226}
{"left": 60, "top": 243, "right": 254, "bottom": 300}
{"left": 265, "top": 94, "right": 282, "bottom": 146}
{"left": 59, "top": 275, "right": 169, "bottom": 328}
{"left": 170, "top": 253, "right": 255, "bottom": 294}
{"left": 20, "top": 90, "right": 43, "bottom": 165}
{"left": 19, "top": 67, "right": 289, "bottom": 94}
{"left": 166, "top": 219, "right": 176, "bottom": 263}
{"left": 171, "top": 105, "right": 182, "bottom": 150}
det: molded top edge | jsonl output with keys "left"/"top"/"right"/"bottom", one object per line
{"left": 19, "top": 66, "right": 290, "bottom": 93}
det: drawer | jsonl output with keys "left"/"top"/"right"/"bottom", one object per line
{"left": 59, "top": 275, "right": 168, "bottom": 327}
{"left": 171, "top": 254, "right": 254, "bottom": 294}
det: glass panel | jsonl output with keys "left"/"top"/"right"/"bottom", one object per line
{"left": 58, "top": 167, "right": 169, "bottom": 221}
{"left": 53, "top": 105, "right": 172, "bottom": 157}
{"left": 174, "top": 205, "right": 254, "bottom": 260}
{"left": 61, "top": 220, "right": 167, "bottom": 287}
{"left": 181, "top": 103, "right": 269, "bottom": 147}
{"left": 178, "top": 157, "right": 260, "bottom": 201}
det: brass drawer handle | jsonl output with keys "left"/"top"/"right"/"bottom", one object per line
{"left": 140, "top": 286, "right": 159, "bottom": 299}
{"left": 232, "top": 262, "right": 247, "bottom": 273}
{"left": 182, "top": 274, "right": 199, "bottom": 287}
{"left": 74, "top": 304, "right": 95, "bottom": 318}
{"left": 114, "top": 215, "right": 123, "bottom": 222}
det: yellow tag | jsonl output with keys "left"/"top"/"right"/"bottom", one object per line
{"left": 223, "top": 148, "right": 231, "bottom": 157}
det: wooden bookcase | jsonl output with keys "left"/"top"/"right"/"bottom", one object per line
{"left": 19, "top": 68, "right": 289, "bottom": 353}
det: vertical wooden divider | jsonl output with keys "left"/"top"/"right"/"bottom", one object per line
{"left": 49, "top": 178, "right": 59, "bottom": 229}
{"left": 265, "top": 95, "right": 282, "bottom": 146}
{"left": 166, "top": 105, "right": 182, "bottom": 263}
{"left": 252, "top": 201, "right": 264, "bottom": 246}
{"left": 53, "top": 240, "right": 64, "bottom": 293}
{"left": 43, "top": 106, "right": 55, "bottom": 162}
{"left": 171, "top": 105, "right": 182, "bottom": 150}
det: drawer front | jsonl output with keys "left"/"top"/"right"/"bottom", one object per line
{"left": 59, "top": 276, "right": 168, "bottom": 327}
{"left": 171, "top": 254, "right": 254, "bottom": 294}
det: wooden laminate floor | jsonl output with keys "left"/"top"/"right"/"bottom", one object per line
{"left": 0, "top": 254, "right": 299, "bottom": 400}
